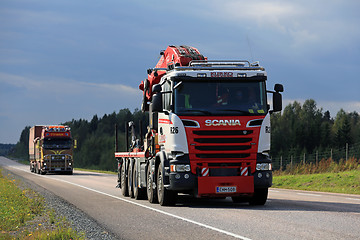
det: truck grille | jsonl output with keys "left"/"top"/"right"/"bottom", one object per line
{"left": 195, "top": 145, "right": 251, "bottom": 151}
{"left": 180, "top": 117, "right": 263, "bottom": 176}
{"left": 193, "top": 130, "right": 253, "bottom": 136}
{"left": 196, "top": 153, "right": 251, "bottom": 159}
{"left": 48, "top": 155, "right": 68, "bottom": 168}
{"left": 188, "top": 129, "right": 256, "bottom": 160}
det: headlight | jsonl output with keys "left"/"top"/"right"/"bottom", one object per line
{"left": 256, "top": 163, "right": 272, "bottom": 171}
{"left": 170, "top": 164, "right": 191, "bottom": 172}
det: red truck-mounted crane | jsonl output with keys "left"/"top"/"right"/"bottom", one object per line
{"left": 115, "top": 45, "right": 283, "bottom": 206}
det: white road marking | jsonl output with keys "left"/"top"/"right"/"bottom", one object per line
{"left": 297, "top": 193, "right": 322, "bottom": 197}
{"left": 9, "top": 165, "right": 252, "bottom": 240}
{"left": 346, "top": 198, "right": 360, "bottom": 201}
{"left": 269, "top": 190, "right": 279, "bottom": 193}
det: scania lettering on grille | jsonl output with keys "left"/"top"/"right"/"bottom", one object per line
{"left": 205, "top": 119, "right": 241, "bottom": 126}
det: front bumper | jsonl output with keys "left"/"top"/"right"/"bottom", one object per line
{"left": 253, "top": 170, "right": 272, "bottom": 188}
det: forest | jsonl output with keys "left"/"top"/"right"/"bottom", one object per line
{"left": 8, "top": 99, "right": 360, "bottom": 171}
{"left": 271, "top": 99, "right": 360, "bottom": 169}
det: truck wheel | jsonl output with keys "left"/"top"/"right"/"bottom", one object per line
{"left": 121, "top": 161, "right": 129, "bottom": 197}
{"left": 249, "top": 188, "right": 268, "bottom": 206}
{"left": 133, "top": 162, "right": 146, "bottom": 200}
{"left": 128, "top": 160, "right": 134, "bottom": 198}
{"left": 157, "top": 166, "right": 177, "bottom": 206}
{"left": 146, "top": 164, "right": 158, "bottom": 203}
{"left": 117, "top": 168, "right": 121, "bottom": 188}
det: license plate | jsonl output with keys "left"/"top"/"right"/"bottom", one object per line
{"left": 55, "top": 168, "right": 61, "bottom": 171}
{"left": 216, "top": 186, "right": 237, "bottom": 193}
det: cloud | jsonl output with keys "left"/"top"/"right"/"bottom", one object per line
{"left": 181, "top": 0, "right": 360, "bottom": 53}
{"left": 0, "top": 7, "right": 71, "bottom": 26}
{"left": 0, "top": 72, "right": 143, "bottom": 143}
{"left": 219, "top": 1, "right": 299, "bottom": 31}
{"left": 0, "top": 72, "right": 142, "bottom": 121}
{"left": 0, "top": 72, "right": 139, "bottom": 96}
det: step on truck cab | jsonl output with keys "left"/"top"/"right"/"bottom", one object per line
{"left": 29, "top": 125, "right": 76, "bottom": 175}
{"left": 115, "top": 45, "right": 283, "bottom": 206}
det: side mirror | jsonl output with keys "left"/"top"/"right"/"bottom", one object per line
{"left": 272, "top": 92, "right": 282, "bottom": 112}
{"left": 152, "top": 84, "right": 162, "bottom": 94}
{"left": 151, "top": 93, "right": 163, "bottom": 112}
{"left": 274, "top": 84, "right": 284, "bottom": 93}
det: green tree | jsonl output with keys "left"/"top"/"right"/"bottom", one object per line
{"left": 10, "top": 126, "right": 30, "bottom": 160}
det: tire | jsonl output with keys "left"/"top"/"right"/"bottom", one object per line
{"left": 157, "top": 166, "right": 177, "bottom": 206}
{"left": 147, "top": 164, "right": 158, "bottom": 203}
{"left": 249, "top": 188, "right": 268, "bottom": 206}
{"left": 36, "top": 163, "right": 40, "bottom": 174}
{"left": 128, "top": 160, "right": 134, "bottom": 198}
{"left": 121, "top": 160, "right": 129, "bottom": 197}
{"left": 133, "top": 161, "right": 146, "bottom": 200}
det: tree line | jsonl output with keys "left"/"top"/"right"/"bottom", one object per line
{"left": 63, "top": 108, "right": 148, "bottom": 170}
{"left": 0, "top": 144, "right": 15, "bottom": 156}
{"left": 271, "top": 99, "right": 360, "bottom": 164}
{"left": 7, "top": 99, "right": 360, "bottom": 171}
{"left": 8, "top": 108, "right": 148, "bottom": 170}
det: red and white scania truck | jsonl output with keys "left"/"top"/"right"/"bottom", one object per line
{"left": 29, "top": 125, "right": 76, "bottom": 175}
{"left": 115, "top": 45, "right": 283, "bottom": 206}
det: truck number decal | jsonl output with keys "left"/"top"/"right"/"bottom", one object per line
{"left": 265, "top": 126, "right": 271, "bottom": 133}
{"left": 170, "top": 127, "right": 178, "bottom": 134}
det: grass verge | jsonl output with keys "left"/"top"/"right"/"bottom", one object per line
{"left": 273, "top": 158, "right": 360, "bottom": 195}
{"left": 0, "top": 168, "right": 84, "bottom": 240}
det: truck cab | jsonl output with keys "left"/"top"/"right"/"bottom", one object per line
{"left": 151, "top": 60, "right": 283, "bottom": 203}
{"left": 29, "top": 125, "right": 75, "bottom": 175}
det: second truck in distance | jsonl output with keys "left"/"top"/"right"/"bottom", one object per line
{"left": 29, "top": 125, "right": 75, "bottom": 175}
{"left": 115, "top": 45, "right": 283, "bottom": 206}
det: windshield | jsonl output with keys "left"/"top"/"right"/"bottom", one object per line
{"left": 174, "top": 80, "right": 267, "bottom": 116}
{"left": 43, "top": 138, "right": 72, "bottom": 149}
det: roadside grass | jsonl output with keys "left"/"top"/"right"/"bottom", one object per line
{"left": 0, "top": 168, "right": 84, "bottom": 240}
{"left": 273, "top": 158, "right": 360, "bottom": 194}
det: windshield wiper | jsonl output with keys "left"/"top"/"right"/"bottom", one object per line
{"left": 216, "top": 109, "right": 252, "bottom": 115}
{"left": 181, "top": 109, "right": 212, "bottom": 115}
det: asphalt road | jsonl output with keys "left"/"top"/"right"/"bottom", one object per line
{"left": 1, "top": 156, "right": 360, "bottom": 240}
